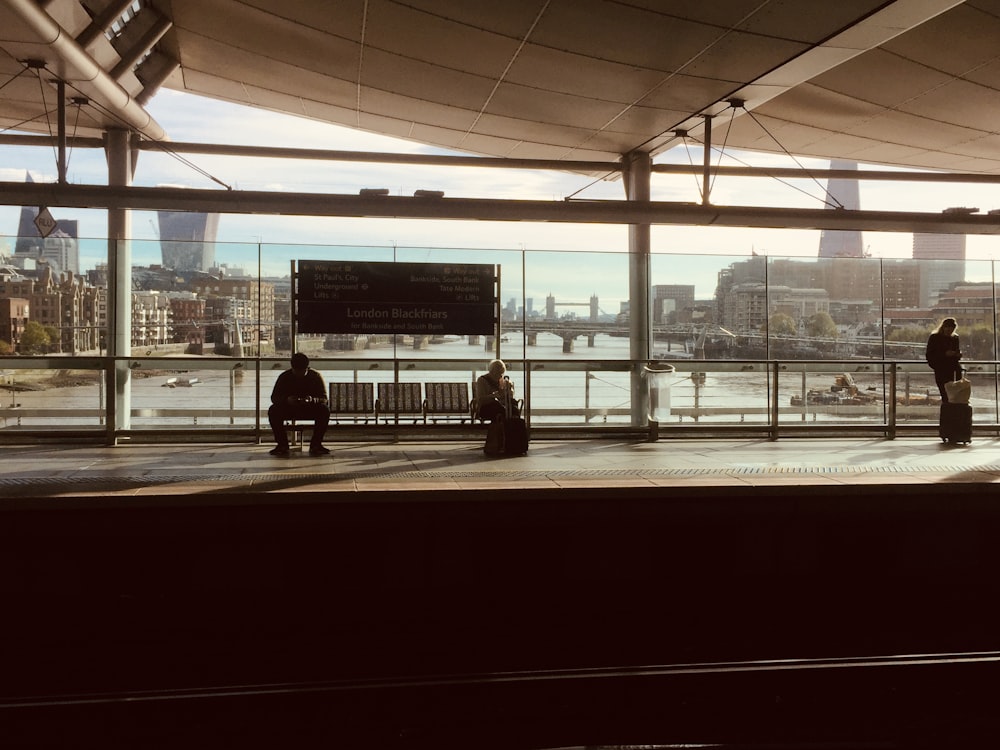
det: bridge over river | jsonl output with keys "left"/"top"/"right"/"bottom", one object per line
{"left": 444, "top": 321, "right": 732, "bottom": 355}
{"left": 324, "top": 316, "right": 734, "bottom": 355}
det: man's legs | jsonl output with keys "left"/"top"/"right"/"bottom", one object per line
{"left": 268, "top": 404, "right": 330, "bottom": 455}
{"left": 307, "top": 404, "right": 331, "bottom": 454}
{"left": 268, "top": 404, "right": 291, "bottom": 454}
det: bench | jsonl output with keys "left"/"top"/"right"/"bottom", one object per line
{"left": 375, "top": 382, "right": 424, "bottom": 424}
{"left": 328, "top": 382, "right": 376, "bottom": 424}
{"left": 284, "top": 419, "right": 311, "bottom": 450}
{"left": 423, "top": 382, "right": 472, "bottom": 424}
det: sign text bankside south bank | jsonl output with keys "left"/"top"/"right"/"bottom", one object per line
{"left": 296, "top": 260, "right": 496, "bottom": 336}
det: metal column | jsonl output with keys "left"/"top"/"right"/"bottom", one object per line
{"left": 105, "top": 128, "right": 133, "bottom": 442}
{"left": 625, "top": 150, "right": 652, "bottom": 426}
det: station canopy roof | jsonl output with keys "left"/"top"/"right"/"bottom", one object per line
{"left": 3, "top": 0, "right": 1000, "bottom": 176}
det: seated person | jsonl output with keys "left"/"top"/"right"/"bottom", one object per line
{"left": 268, "top": 352, "right": 330, "bottom": 456}
{"left": 475, "top": 359, "right": 516, "bottom": 422}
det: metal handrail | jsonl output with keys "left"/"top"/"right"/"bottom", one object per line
{"left": 1, "top": 356, "right": 997, "bottom": 443}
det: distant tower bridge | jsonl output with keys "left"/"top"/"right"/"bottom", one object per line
{"left": 546, "top": 293, "right": 601, "bottom": 323}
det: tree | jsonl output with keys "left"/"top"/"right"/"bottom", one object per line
{"left": 887, "top": 325, "right": 930, "bottom": 344}
{"left": 19, "top": 321, "right": 51, "bottom": 354}
{"left": 768, "top": 313, "right": 797, "bottom": 337}
{"left": 0, "top": 339, "right": 11, "bottom": 355}
{"left": 884, "top": 324, "right": 930, "bottom": 359}
{"left": 965, "top": 324, "right": 995, "bottom": 360}
{"left": 806, "top": 311, "right": 838, "bottom": 339}
{"left": 44, "top": 325, "right": 61, "bottom": 354}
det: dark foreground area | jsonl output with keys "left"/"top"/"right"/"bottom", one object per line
{"left": 3, "top": 483, "right": 1000, "bottom": 748}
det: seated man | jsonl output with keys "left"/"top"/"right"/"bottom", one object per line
{"left": 268, "top": 352, "right": 330, "bottom": 456}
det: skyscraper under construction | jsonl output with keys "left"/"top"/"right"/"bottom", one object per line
{"left": 157, "top": 210, "right": 220, "bottom": 272}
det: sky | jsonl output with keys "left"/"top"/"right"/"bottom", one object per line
{"left": 3, "top": 88, "right": 1000, "bottom": 301}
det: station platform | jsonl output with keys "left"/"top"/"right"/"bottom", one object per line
{"left": 3, "top": 435, "right": 1000, "bottom": 499}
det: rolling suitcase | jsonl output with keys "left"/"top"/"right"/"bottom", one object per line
{"left": 503, "top": 413, "right": 529, "bottom": 455}
{"left": 939, "top": 402, "right": 972, "bottom": 444}
{"left": 501, "top": 383, "right": 529, "bottom": 456}
{"left": 484, "top": 418, "right": 505, "bottom": 456}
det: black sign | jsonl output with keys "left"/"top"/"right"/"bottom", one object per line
{"left": 296, "top": 260, "right": 496, "bottom": 335}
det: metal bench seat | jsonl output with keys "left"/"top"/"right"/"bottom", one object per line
{"left": 423, "top": 382, "right": 472, "bottom": 423}
{"left": 375, "top": 382, "right": 424, "bottom": 424}
{"left": 328, "top": 382, "right": 375, "bottom": 424}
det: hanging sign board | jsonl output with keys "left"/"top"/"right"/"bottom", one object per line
{"left": 296, "top": 260, "right": 496, "bottom": 335}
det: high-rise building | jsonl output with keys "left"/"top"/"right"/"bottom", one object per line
{"left": 912, "top": 230, "right": 966, "bottom": 307}
{"left": 912, "top": 232, "right": 965, "bottom": 261}
{"left": 157, "top": 210, "right": 220, "bottom": 272}
{"left": 818, "top": 159, "right": 864, "bottom": 258}
{"left": 651, "top": 284, "right": 695, "bottom": 324}
{"left": 39, "top": 225, "right": 80, "bottom": 276}
{"left": 15, "top": 172, "right": 80, "bottom": 274}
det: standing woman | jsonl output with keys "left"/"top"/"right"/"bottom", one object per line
{"left": 926, "top": 317, "right": 962, "bottom": 402}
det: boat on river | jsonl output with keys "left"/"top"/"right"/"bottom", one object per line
{"left": 162, "top": 376, "right": 200, "bottom": 388}
{"left": 790, "top": 373, "right": 940, "bottom": 407}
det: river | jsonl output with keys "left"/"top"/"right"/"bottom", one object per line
{"left": 2, "top": 332, "right": 988, "bottom": 428}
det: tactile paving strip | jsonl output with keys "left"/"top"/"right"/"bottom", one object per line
{"left": 1, "top": 462, "right": 998, "bottom": 490}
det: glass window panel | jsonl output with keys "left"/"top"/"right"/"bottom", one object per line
{"left": 525, "top": 361, "right": 632, "bottom": 426}
{"left": 777, "top": 362, "right": 888, "bottom": 427}
{"left": 767, "top": 256, "right": 883, "bottom": 360}
{"left": 0, "top": 363, "right": 106, "bottom": 429}
{"left": 128, "top": 357, "right": 257, "bottom": 428}
{"left": 666, "top": 360, "right": 771, "bottom": 425}
{"left": 650, "top": 252, "right": 764, "bottom": 361}
{"left": 894, "top": 363, "right": 945, "bottom": 424}
{"left": 524, "top": 249, "right": 630, "bottom": 361}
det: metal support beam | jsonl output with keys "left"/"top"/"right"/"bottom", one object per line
{"left": 625, "top": 151, "right": 652, "bottom": 426}
{"left": 4, "top": 181, "right": 1000, "bottom": 235}
{"left": 76, "top": 0, "right": 141, "bottom": 49}
{"left": 9, "top": 131, "right": 1000, "bottom": 186}
{"left": 56, "top": 79, "right": 67, "bottom": 184}
{"left": 702, "top": 115, "right": 712, "bottom": 206}
{"left": 104, "top": 129, "right": 133, "bottom": 440}
{"left": 110, "top": 14, "right": 174, "bottom": 81}
{"left": 134, "top": 140, "right": 621, "bottom": 174}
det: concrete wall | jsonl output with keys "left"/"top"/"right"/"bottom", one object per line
{"left": 3, "top": 484, "right": 1000, "bottom": 747}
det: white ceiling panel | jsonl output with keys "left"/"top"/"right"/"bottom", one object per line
{"left": 359, "top": 48, "right": 498, "bottom": 111}
{"left": 4, "top": 0, "right": 1000, "bottom": 174}
{"left": 814, "top": 50, "right": 955, "bottom": 107}
{"left": 363, "top": 1, "right": 520, "bottom": 76}
{"left": 899, "top": 79, "right": 1000, "bottom": 131}
{"left": 530, "top": 1, "right": 727, "bottom": 72}
{"left": 505, "top": 45, "right": 669, "bottom": 104}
